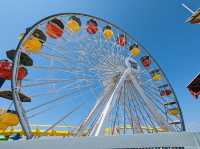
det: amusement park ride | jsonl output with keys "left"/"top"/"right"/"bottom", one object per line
{"left": 0, "top": 11, "right": 199, "bottom": 148}
{"left": 0, "top": 13, "right": 185, "bottom": 141}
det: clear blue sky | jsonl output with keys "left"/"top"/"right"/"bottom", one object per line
{"left": 0, "top": 0, "right": 200, "bottom": 131}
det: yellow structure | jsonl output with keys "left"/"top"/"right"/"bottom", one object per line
{"left": 152, "top": 73, "right": 161, "bottom": 81}
{"left": 0, "top": 129, "right": 73, "bottom": 137}
{"left": 67, "top": 19, "right": 81, "bottom": 32}
{"left": 103, "top": 28, "right": 113, "bottom": 40}
{"left": 129, "top": 45, "right": 140, "bottom": 57}
{"left": 22, "top": 36, "right": 43, "bottom": 53}
{"left": 104, "top": 124, "right": 166, "bottom": 135}
{"left": 150, "top": 69, "right": 162, "bottom": 81}
{"left": 167, "top": 108, "right": 179, "bottom": 116}
{"left": 0, "top": 109, "right": 19, "bottom": 131}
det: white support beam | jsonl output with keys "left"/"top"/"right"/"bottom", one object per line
{"left": 93, "top": 68, "right": 131, "bottom": 136}
{"left": 182, "top": 3, "right": 195, "bottom": 14}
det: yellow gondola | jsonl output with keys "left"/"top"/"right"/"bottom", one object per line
{"left": 150, "top": 69, "right": 162, "bottom": 81}
{"left": 167, "top": 108, "right": 179, "bottom": 116}
{"left": 103, "top": 25, "right": 113, "bottom": 40}
{"left": 129, "top": 44, "right": 140, "bottom": 56}
{"left": 0, "top": 109, "right": 19, "bottom": 130}
{"left": 67, "top": 16, "right": 81, "bottom": 32}
{"left": 22, "top": 29, "right": 47, "bottom": 53}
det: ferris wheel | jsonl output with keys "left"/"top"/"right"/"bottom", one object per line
{"left": 0, "top": 13, "right": 185, "bottom": 139}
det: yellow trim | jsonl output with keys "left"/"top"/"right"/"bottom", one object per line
{"left": 104, "top": 124, "right": 166, "bottom": 135}
{"left": 0, "top": 129, "right": 73, "bottom": 137}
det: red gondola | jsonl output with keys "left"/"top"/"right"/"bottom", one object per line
{"left": 86, "top": 19, "right": 98, "bottom": 34}
{"left": 186, "top": 8, "right": 200, "bottom": 24}
{"left": 0, "top": 60, "right": 27, "bottom": 88}
{"left": 46, "top": 18, "right": 64, "bottom": 39}
{"left": 140, "top": 56, "right": 151, "bottom": 67}
{"left": 116, "top": 34, "right": 126, "bottom": 46}
{"left": 159, "top": 84, "right": 172, "bottom": 97}
{"left": 187, "top": 73, "right": 200, "bottom": 99}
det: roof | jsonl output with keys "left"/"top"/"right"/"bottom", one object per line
{"left": 187, "top": 73, "right": 200, "bottom": 88}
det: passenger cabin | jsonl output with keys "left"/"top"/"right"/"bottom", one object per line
{"left": 141, "top": 56, "right": 151, "bottom": 67}
{"left": 46, "top": 18, "right": 64, "bottom": 38}
{"left": 187, "top": 73, "right": 200, "bottom": 99}
{"left": 129, "top": 44, "right": 140, "bottom": 57}
{"left": 67, "top": 16, "right": 81, "bottom": 33}
{"left": 126, "top": 57, "right": 138, "bottom": 71}
{"left": 116, "top": 34, "right": 126, "bottom": 46}
{"left": 150, "top": 69, "right": 162, "bottom": 81}
{"left": 0, "top": 60, "right": 27, "bottom": 88}
{"left": 22, "top": 29, "right": 47, "bottom": 53}
{"left": 103, "top": 25, "right": 113, "bottom": 40}
{"left": 164, "top": 100, "right": 179, "bottom": 116}
{"left": 159, "top": 84, "right": 172, "bottom": 97}
{"left": 6, "top": 49, "right": 33, "bottom": 66}
{"left": 86, "top": 19, "right": 98, "bottom": 34}
{"left": 0, "top": 109, "right": 19, "bottom": 131}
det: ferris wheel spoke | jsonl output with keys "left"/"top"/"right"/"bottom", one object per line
{"left": 144, "top": 93, "right": 167, "bottom": 116}
{"left": 41, "top": 102, "right": 85, "bottom": 137}
{"left": 28, "top": 79, "right": 95, "bottom": 98}
{"left": 126, "top": 81, "right": 146, "bottom": 132}
{"left": 130, "top": 81, "right": 168, "bottom": 132}
{"left": 143, "top": 83, "right": 169, "bottom": 103}
{"left": 38, "top": 52, "right": 71, "bottom": 65}
{"left": 22, "top": 77, "right": 93, "bottom": 88}
{"left": 77, "top": 39, "right": 105, "bottom": 66}
{"left": 128, "top": 81, "right": 159, "bottom": 132}
{"left": 43, "top": 44, "right": 69, "bottom": 58}
{"left": 26, "top": 65, "right": 94, "bottom": 76}
{"left": 28, "top": 86, "right": 90, "bottom": 120}
{"left": 72, "top": 43, "right": 99, "bottom": 68}
{"left": 25, "top": 83, "right": 94, "bottom": 113}
{"left": 131, "top": 84, "right": 161, "bottom": 130}
{"left": 44, "top": 41, "right": 71, "bottom": 54}
{"left": 127, "top": 88, "right": 143, "bottom": 133}
{"left": 143, "top": 86, "right": 166, "bottom": 104}
{"left": 127, "top": 86, "right": 153, "bottom": 133}
{"left": 124, "top": 81, "right": 143, "bottom": 133}
{"left": 23, "top": 76, "right": 98, "bottom": 83}
{"left": 142, "top": 84, "right": 164, "bottom": 103}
